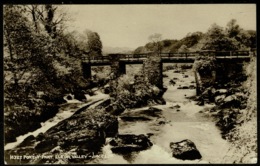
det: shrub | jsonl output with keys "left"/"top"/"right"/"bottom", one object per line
{"left": 112, "top": 72, "right": 164, "bottom": 109}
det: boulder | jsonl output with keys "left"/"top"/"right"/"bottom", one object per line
{"left": 109, "top": 134, "right": 153, "bottom": 154}
{"left": 103, "top": 85, "right": 110, "bottom": 94}
{"left": 18, "top": 135, "right": 35, "bottom": 147}
{"left": 105, "top": 101, "right": 125, "bottom": 115}
{"left": 170, "top": 104, "right": 181, "bottom": 109}
{"left": 163, "top": 74, "right": 168, "bottom": 78}
{"left": 35, "top": 137, "right": 58, "bottom": 153}
{"left": 177, "top": 86, "right": 189, "bottom": 89}
{"left": 196, "top": 98, "right": 204, "bottom": 106}
{"left": 221, "top": 95, "right": 241, "bottom": 108}
{"left": 189, "top": 85, "right": 196, "bottom": 89}
{"left": 66, "top": 94, "right": 73, "bottom": 100}
{"left": 155, "top": 98, "right": 166, "bottom": 105}
{"left": 74, "top": 90, "right": 87, "bottom": 102}
{"left": 121, "top": 107, "right": 162, "bottom": 121}
{"left": 170, "top": 139, "right": 202, "bottom": 160}
{"left": 169, "top": 79, "right": 176, "bottom": 85}
{"left": 215, "top": 89, "right": 228, "bottom": 96}
{"left": 214, "top": 95, "right": 226, "bottom": 104}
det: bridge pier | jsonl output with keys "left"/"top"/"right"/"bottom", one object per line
{"left": 194, "top": 71, "right": 202, "bottom": 95}
{"left": 82, "top": 63, "right": 92, "bottom": 79}
{"left": 119, "top": 62, "right": 126, "bottom": 75}
{"left": 110, "top": 55, "right": 126, "bottom": 79}
{"left": 143, "top": 53, "right": 163, "bottom": 89}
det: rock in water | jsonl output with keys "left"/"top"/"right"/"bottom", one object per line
{"left": 109, "top": 134, "right": 153, "bottom": 154}
{"left": 197, "top": 99, "right": 204, "bottom": 106}
{"left": 103, "top": 84, "right": 110, "bottom": 94}
{"left": 74, "top": 90, "right": 87, "bottom": 101}
{"left": 66, "top": 94, "right": 73, "bottom": 100}
{"left": 170, "top": 139, "right": 202, "bottom": 160}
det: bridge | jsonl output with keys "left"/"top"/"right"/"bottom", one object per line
{"left": 82, "top": 50, "right": 251, "bottom": 79}
{"left": 83, "top": 51, "right": 251, "bottom": 65}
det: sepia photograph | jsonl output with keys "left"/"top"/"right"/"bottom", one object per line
{"left": 3, "top": 4, "right": 257, "bottom": 164}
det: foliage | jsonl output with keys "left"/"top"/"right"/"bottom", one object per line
{"left": 92, "top": 66, "right": 111, "bottom": 87}
{"left": 3, "top": 5, "right": 96, "bottom": 142}
{"left": 178, "top": 45, "right": 189, "bottom": 52}
{"left": 192, "top": 56, "right": 216, "bottom": 76}
{"left": 84, "top": 29, "right": 103, "bottom": 57}
{"left": 202, "top": 23, "right": 240, "bottom": 51}
{"left": 206, "top": 57, "right": 257, "bottom": 163}
{"left": 224, "top": 120, "right": 257, "bottom": 163}
{"left": 112, "top": 72, "right": 162, "bottom": 109}
{"left": 134, "top": 20, "right": 255, "bottom": 54}
{"left": 147, "top": 33, "right": 163, "bottom": 53}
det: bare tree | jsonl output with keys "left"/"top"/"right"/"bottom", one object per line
{"left": 148, "top": 33, "right": 163, "bottom": 53}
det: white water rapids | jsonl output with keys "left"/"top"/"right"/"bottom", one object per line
{"left": 4, "top": 91, "right": 109, "bottom": 150}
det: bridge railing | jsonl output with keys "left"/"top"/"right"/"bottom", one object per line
{"left": 204, "top": 51, "right": 250, "bottom": 58}
{"left": 160, "top": 52, "right": 198, "bottom": 59}
{"left": 82, "top": 50, "right": 250, "bottom": 63}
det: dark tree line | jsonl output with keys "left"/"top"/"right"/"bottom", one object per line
{"left": 4, "top": 5, "right": 103, "bottom": 142}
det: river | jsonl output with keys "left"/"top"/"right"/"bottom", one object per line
{"left": 90, "top": 67, "right": 230, "bottom": 164}
{"left": 4, "top": 67, "right": 230, "bottom": 164}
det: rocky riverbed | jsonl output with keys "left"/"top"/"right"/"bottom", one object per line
{"left": 88, "top": 66, "right": 231, "bottom": 164}
{"left": 5, "top": 66, "right": 239, "bottom": 164}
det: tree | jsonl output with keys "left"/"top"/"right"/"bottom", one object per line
{"left": 4, "top": 5, "right": 37, "bottom": 88}
{"left": 24, "top": 5, "right": 68, "bottom": 38}
{"left": 178, "top": 45, "right": 189, "bottom": 53}
{"left": 84, "top": 29, "right": 103, "bottom": 58}
{"left": 202, "top": 23, "right": 239, "bottom": 51}
{"left": 148, "top": 33, "right": 163, "bottom": 53}
{"left": 226, "top": 19, "right": 241, "bottom": 39}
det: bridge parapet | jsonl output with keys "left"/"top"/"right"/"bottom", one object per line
{"left": 82, "top": 50, "right": 250, "bottom": 64}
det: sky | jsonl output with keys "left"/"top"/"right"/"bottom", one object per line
{"left": 63, "top": 4, "right": 256, "bottom": 49}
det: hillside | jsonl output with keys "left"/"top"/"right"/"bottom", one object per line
{"left": 103, "top": 46, "right": 134, "bottom": 55}
{"left": 134, "top": 29, "right": 256, "bottom": 54}
{"left": 134, "top": 32, "right": 205, "bottom": 54}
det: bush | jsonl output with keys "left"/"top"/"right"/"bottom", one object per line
{"left": 111, "top": 72, "right": 164, "bottom": 109}
{"left": 192, "top": 56, "right": 216, "bottom": 76}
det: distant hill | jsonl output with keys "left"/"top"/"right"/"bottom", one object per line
{"left": 103, "top": 46, "right": 134, "bottom": 55}
{"left": 133, "top": 31, "right": 205, "bottom": 54}
{"left": 134, "top": 30, "right": 256, "bottom": 54}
